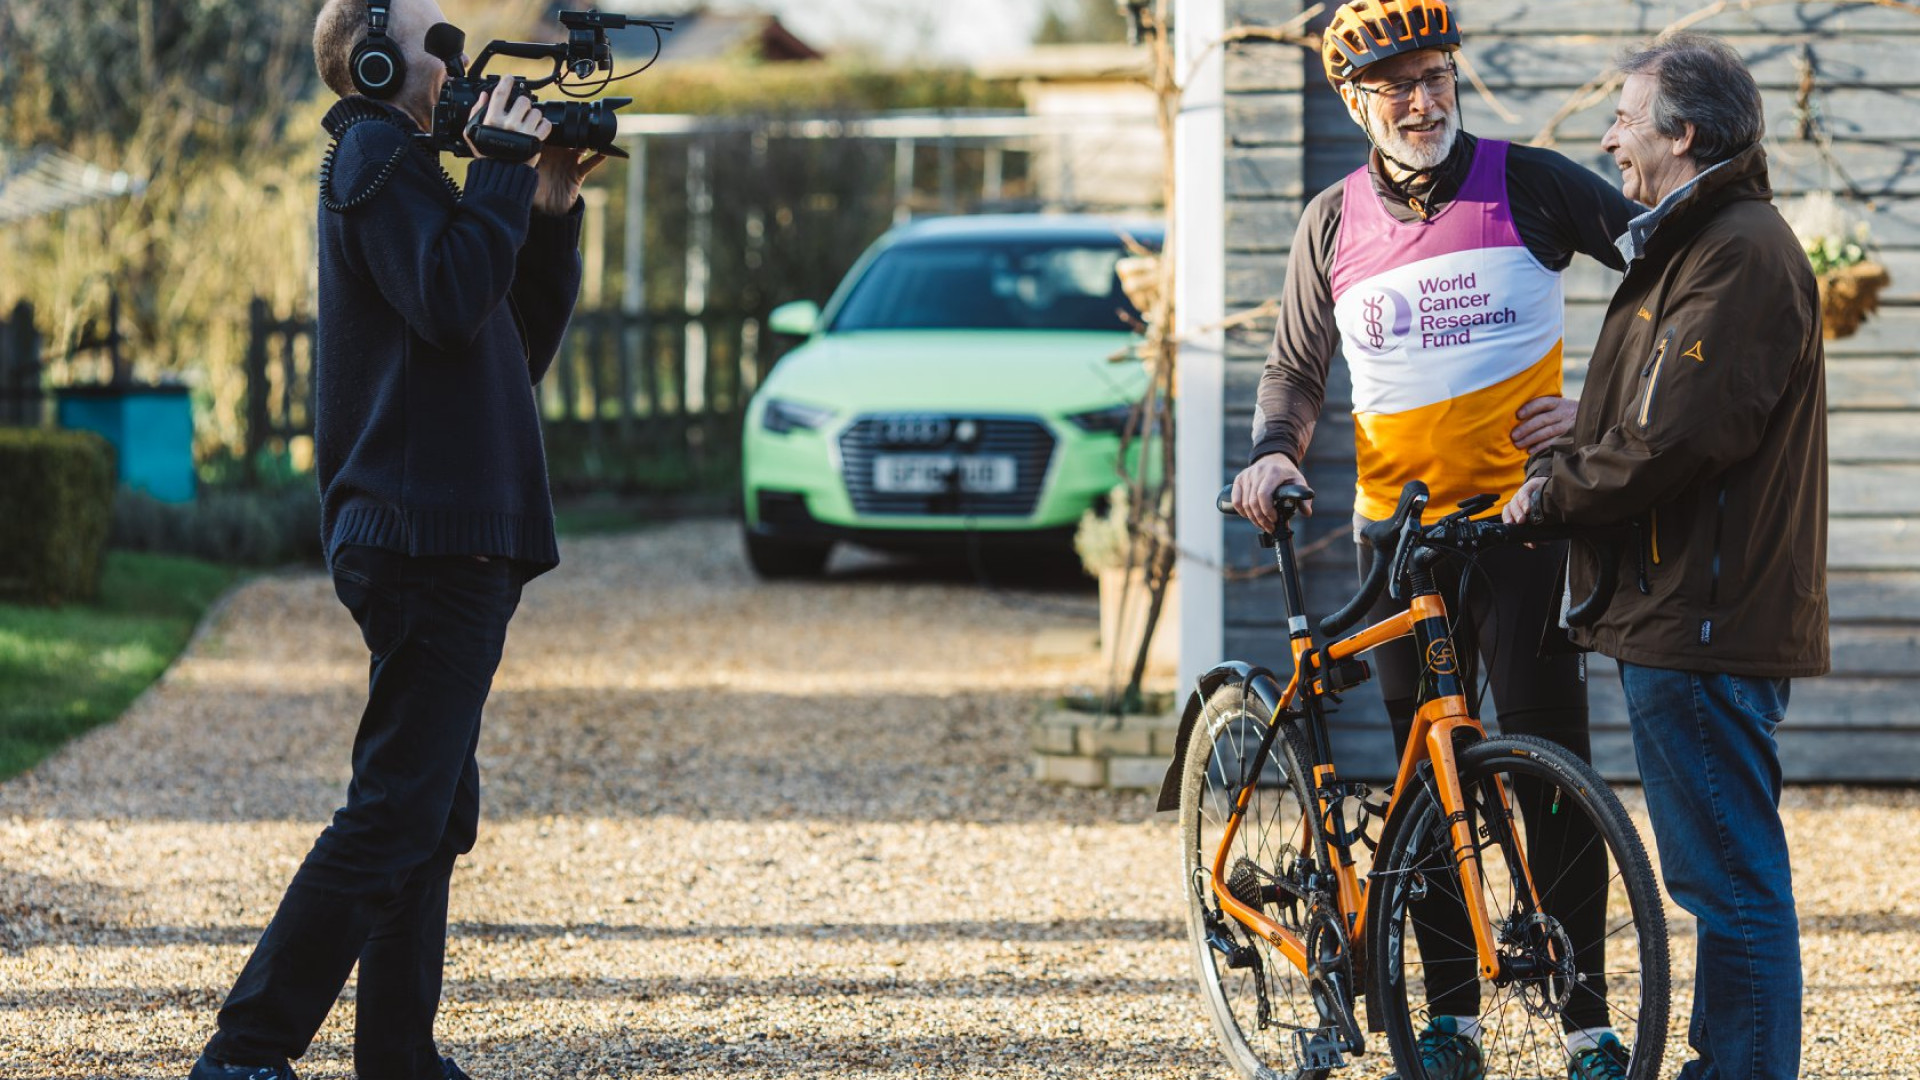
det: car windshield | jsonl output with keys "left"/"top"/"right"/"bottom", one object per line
{"left": 830, "top": 240, "right": 1147, "bottom": 333}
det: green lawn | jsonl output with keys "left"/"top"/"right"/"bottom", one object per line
{"left": 0, "top": 552, "right": 237, "bottom": 781}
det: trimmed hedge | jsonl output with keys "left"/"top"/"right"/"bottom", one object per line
{"left": 111, "top": 484, "right": 323, "bottom": 567}
{"left": 0, "top": 427, "right": 115, "bottom": 604}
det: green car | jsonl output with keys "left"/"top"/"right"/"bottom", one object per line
{"left": 742, "top": 215, "right": 1161, "bottom": 578}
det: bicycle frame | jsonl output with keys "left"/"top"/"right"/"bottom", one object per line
{"left": 1206, "top": 512, "right": 1546, "bottom": 987}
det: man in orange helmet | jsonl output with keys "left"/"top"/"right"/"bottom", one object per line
{"left": 1231, "top": 2, "right": 1642, "bottom": 1079}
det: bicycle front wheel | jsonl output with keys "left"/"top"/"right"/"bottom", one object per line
{"left": 1178, "top": 682, "right": 1334, "bottom": 1080}
{"left": 1367, "top": 735, "right": 1669, "bottom": 1080}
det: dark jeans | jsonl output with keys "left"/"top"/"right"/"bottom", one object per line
{"left": 1360, "top": 537, "right": 1608, "bottom": 1031}
{"left": 204, "top": 545, "right": 522, "bottom": 1080}
{"left": 1618, "top": 662, "right": 1800, "bottom": 1080}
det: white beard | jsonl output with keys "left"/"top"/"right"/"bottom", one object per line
{"left": 1370, "top": 107, "right": 1460, "bottom": 171}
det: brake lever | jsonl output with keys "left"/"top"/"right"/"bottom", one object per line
{"left": 1384, "top": 500, "right": 1426, "bottom": 602}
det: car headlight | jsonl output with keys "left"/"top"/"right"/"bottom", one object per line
{"left": 761, "top": 398, "right": 837, "bottom": 435}
{"left": 1066, "top": 403, "right": 1134, "bottom": 436}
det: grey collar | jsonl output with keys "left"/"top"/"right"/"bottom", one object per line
{"left": 1614, "top": 157, "right": 1736, "bottom": 265}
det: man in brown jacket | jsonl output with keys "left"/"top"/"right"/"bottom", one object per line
{"left": 1506, "top": 33, "right": 1828, "bottom": 1080}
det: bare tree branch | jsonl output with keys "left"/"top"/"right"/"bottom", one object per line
{"left": 1453, "top": 50, "right": 1519, "bottom": 124}
{"left": 1184, "top": 4, "right": 1325, "bottom": 90}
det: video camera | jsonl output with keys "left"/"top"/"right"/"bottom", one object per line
{"left": 420, "top": 11, "right": 673, "bottom": 163}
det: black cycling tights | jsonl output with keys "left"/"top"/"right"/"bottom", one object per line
{"left": 1359, "top": 538, "right": 1610, "bottom": 1033}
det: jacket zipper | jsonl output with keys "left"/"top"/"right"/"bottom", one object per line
{"left": 1637, "top": 328, "right": 1676, "bottom": 428}
{"left": 1701, "top": 481, "right": 1727, "bottom": 645}
{"left": 1635, "top": 507, "right": 1662, "bottom": 594}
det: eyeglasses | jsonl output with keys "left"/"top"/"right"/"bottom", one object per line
{"left": 1351, "top": 64, "right": 1457, "bottom": 104}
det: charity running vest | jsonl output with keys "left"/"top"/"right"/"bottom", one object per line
{"left": 1330, "top": 139, "right": 1565, "bottom": 521}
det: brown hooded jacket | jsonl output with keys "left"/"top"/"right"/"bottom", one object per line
{"left": 1531, "top": 144, "right": 1830, "bottom": 677}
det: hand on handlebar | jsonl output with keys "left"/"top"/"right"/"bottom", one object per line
{"left": 1503, "top": 476, "right": 1547, "bottom": 525}
{"left": 1233, "top": 454, "right": 1312, "bottom": 533}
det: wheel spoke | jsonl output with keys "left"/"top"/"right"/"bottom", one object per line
{"left": 1372, "top": 741, "right": 1667, "bottom": 1080}
{"left": 1182, "top": 692, "right": 1334, "bottom": 1077}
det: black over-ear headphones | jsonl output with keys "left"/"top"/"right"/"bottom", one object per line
{"left": 350, "top": 1, "right": 406, "bottom": 98}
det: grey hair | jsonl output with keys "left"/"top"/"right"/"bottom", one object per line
{"left": 1618, "top": 33, "right": 1765, "bottom": 166}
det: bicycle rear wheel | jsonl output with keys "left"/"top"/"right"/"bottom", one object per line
{"left": 1368, "top": 735, "right": 1669, "bottom": 1080}
{"left": 1178, "top": 682, "right": 1335, "bottom": 1080}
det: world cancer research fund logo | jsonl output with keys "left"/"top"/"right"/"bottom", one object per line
{"left": 1354, "top": 285, "right": 1412, "bottom": 356}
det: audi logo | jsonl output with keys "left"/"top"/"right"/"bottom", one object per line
{"left": 877, "top": 415, "right": 954, "bottom": 446}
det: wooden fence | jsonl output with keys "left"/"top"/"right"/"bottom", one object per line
{"left": 0, "top": 301, "right": 42, "bottom": 427}
{"left": 243, "top": 298, "right": 776, "bottom": 491}
{"left": 537, "top": 306, "right": 774, "bottom": 489}
{"left": 244, "top": 298, "right": 315, "bottom": 476}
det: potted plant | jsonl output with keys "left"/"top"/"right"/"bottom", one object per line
{"left": 1781, "top": 192, "right": 1891, "bottom": 340}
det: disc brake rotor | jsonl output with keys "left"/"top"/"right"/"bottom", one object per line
{"left": 1504, "top": 912, "right": 1579, "bottom": 1020}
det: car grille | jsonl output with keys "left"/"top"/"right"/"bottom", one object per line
{"left": 839, "top": 414, "right": 1056, "bottom": 517}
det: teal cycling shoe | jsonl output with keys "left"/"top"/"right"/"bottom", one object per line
{"left": 1386, "top": 1015, "right": 1484, "bottom": 1080}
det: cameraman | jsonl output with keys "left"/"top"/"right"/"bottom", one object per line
{"left": 189, "top": 1, "right": 604, "bottom": 1078}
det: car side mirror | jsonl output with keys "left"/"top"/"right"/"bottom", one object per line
{"left": 768, "top": 300, "right": 820, "bottom": 338}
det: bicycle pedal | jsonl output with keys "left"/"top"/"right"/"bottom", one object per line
{"left": 1294, "top": 1030, "right": 1346, "bottom": 1070}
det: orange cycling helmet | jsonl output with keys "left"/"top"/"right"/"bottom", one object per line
{"left": 1322, "top": 0, "right": 1461, "bottom": 85}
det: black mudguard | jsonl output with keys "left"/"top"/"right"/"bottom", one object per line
{"left": 1153, "top": 661, "right": 1288, "bottom": 812}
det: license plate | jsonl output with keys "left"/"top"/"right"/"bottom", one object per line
{"left": 871, "top": 455, "right": 1016, "bottom": 495}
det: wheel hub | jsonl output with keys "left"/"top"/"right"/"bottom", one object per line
{"left": 1496, "top": 912, "right": 1580, "bottom": 1019}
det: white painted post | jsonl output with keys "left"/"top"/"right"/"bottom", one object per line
{"left": 622, "top": 135, "right": 647, "bottom": 317}
{"left": 582, "top": 187, "right": 608, "bottom": 418}
{"left": 893, "top": 136, "right": 915, "bottom": 225}
{"left": 1174, "top": 0, "right": 1226, "bottom": 691}
{"left": 1056, "top": 131, "right": 1074, "bottom": 210}
{"left": 622, "top": 135, "right": 646, "bottom": 416}
{"left": 581, "top": 188, "right": 607, "bottom": 308}
{"left": 685, "top": 139, "right": 711, "bottom": 414}
{"left": 743, "top": 131, "right": 768, "bottom": 395}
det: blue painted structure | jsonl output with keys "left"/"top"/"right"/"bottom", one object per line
{"left": 56, "top": 384, "right": 196, "bottom": 503}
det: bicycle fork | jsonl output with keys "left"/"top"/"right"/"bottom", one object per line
{"left": 1395, "top": 596, "right": 1549, "bottom": 982}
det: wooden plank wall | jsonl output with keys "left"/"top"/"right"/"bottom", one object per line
{"left": 1217, "top": 0, "right": 1920, "bottom": 781}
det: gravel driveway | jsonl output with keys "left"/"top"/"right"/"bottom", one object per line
{"left": 2, "top": 520, "right": 1916, "bottom": 1078}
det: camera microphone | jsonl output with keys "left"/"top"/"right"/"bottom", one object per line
{"left": 424, "top": 22, "right": 467, "bottom": 76}
{"left": 422, "top": 10, "right": 666, "bottom": 160}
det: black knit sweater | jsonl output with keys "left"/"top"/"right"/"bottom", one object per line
{"left": 313, "top": 97, "right": 582, "bottom": 577}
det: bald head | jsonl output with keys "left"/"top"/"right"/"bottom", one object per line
{"left": 314, "top": 0, "right": 455, "bottom": 123}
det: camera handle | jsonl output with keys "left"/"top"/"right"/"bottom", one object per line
{"left": 469, "top": 41, "right": 569, "bottom": 90}
{"left": 464, "top": 124, "right": 541, "bottom": 164}
{"left": 461, "top": 77, "right": 542, "bottom": 165}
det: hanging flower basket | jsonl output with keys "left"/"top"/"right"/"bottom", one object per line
{"left": 1781, "top": 192, "right": 1891, "bottom": 341}
{"left": 1817, "top": 260, "right": 1891, "bottom": 340}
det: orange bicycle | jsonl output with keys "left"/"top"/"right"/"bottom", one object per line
{"left": 1165, "top": 481, "right": 1669, "bottom": 1079}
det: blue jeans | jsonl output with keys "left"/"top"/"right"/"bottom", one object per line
{"left": 1617, "top": 662, "right": 1800, "bottom": 1080}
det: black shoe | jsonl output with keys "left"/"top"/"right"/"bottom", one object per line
{"left": 187, "top": 1056, "right": 296, "bottom": 1080}
{"left": 440, "top": 1058, "right": 473, "bottom": 1080}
